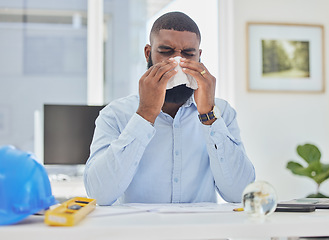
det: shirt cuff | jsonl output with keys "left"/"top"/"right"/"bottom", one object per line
{"left": 124, "top": 113, "right": 156, "bottom": 147}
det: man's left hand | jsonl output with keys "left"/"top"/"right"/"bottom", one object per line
{"left": 180, "top": 58, "right": 216, "bottom": 124}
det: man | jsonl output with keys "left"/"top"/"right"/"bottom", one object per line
{"left": 84, "top": 12, "right": 255, "bottom": 206}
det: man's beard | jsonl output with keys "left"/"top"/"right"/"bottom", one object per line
{"left": 147, "top": 53, "right": 193, "bottom": 104}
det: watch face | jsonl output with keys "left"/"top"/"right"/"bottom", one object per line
{"left": 213, "top": 106, "right": 220, "bottom": 118}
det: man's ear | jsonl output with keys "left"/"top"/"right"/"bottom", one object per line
{"left": 144, "top": 44, "right": 151, "bottom": 62}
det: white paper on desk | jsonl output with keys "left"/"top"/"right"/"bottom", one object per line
{"left": 122, "top": 202, "right": 242, "bottom": 213}
{"left": 89, "top": 205, "right": 151, "bottom": 218}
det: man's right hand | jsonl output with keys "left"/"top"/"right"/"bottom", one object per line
{"left": 136, "top": 58, "right": 178, "bottom": 124}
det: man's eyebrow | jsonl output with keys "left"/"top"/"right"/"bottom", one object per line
{"left": 182, "top": 48, "right": 196, "bottom": 52}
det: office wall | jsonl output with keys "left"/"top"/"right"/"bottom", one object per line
{"left": 232, "top": 0, "right": 329, "bottom": 200}
{"left": 0, "top": 0, "right": 148, "bottom": 153}
{"left": 0, "top": 24, "right": 88, "bottom": 150}
{"left": 0, "top": 1, "right": 89, "bottom": 151}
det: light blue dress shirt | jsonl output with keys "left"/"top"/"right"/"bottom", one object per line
{"left": 84, "top": 95, "right": 255, "bottom": 206}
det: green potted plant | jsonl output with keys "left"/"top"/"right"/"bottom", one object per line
{"left": 286, "top": 143, "right": 329, "bottom": 198}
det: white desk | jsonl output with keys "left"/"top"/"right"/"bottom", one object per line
{"left": 1, "top": 204, "right": 329, "bottom": 240}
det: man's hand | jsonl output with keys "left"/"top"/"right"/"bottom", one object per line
{"left": 136, "top": 58, "right": 178, "bottom": 124}
{"left": 180, "top": 58, "right": 216, "bottom": 124}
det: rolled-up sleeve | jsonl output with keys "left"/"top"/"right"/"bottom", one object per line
{"left": 201, "top": 100, "right": 255, "bottom": 203}
{"left": 84, "top": 111, "right": 155, "bottom": 205}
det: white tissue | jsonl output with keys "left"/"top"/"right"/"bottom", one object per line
{"left": 166, "top": 56, "right": 198, "bottom": 90}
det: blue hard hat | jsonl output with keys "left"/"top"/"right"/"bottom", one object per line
{"left": 0, "top": 145, "right": 57, "bottom": 225}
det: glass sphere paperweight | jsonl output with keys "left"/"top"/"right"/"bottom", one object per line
{"left": 242, "top": 181, "right": 278, "bottom": 218}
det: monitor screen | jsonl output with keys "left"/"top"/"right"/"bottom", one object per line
{"left": 43, "top": 104, "right": 104, "bottom": 165}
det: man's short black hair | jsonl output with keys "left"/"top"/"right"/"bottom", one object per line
{"left": 150, "top": 11, "right": 201, "bottom": 44}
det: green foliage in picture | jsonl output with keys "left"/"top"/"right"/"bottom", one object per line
{"left": 262, "top": 39, "right": 310, "bottom": 78}
{"left": 287, "top": 144, "right": 329, "bottom": 198}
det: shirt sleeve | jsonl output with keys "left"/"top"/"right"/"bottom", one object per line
{"left": 201, "top": 99, "right": 255, "bottom": 203}
{"left": 84, "top": 111, "right": 155, "bottom": 205}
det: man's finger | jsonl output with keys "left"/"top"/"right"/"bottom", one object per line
{"left": 154, "top": 61, "right": 177, "bottom": 82}
{"left": 158, "top": 69, "right": 178, "bottom": 88}
{"left": 148, "top": 58, "right": 176, "bottom": 78}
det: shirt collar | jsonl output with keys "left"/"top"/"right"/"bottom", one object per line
{"left": 159, "top": 93, "right": 197, "bottom": 116}
{"left": 182, "top": 93, "right": 197, "bottom": 108}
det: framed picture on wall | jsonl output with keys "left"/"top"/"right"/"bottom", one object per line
{"left": 246, "top": 22, "right": 325, "bottom": 93}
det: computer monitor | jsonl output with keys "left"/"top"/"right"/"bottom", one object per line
{"left": 43, "top": 104, "right": 104, "bottom": 166}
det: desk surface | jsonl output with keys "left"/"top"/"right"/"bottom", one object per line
{"left": 1, "top": 204, "right": 329, "bottom": 240}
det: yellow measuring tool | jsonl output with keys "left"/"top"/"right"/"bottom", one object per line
{"left": 45, "top": 197, "right": 96, "bottom": 226}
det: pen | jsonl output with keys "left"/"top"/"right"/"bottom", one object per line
{"left": 233, "top": 208, "right": 244, "bottom": 212}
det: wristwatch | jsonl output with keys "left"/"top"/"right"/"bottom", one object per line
{"left": 198, "top": 105, "right": 220, "bottom": 123}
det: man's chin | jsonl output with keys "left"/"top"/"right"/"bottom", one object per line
{"left": 165, "top": 85, "right": 194, "bottom": 104}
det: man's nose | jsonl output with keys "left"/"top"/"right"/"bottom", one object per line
{"left": 172, "top": 50, "right": 183, "bottom": 58}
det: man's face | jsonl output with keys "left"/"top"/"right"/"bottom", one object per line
{"left": 145, "top": 29, "right": 201, "bottom": 104}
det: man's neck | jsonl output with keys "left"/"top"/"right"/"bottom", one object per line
{"left": 162, "top": 102, "right": 184, "bottom": 119}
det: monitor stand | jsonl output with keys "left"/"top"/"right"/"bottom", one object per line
{"left": 45, "top": 165, "right": 87, "bottom": 202}
{"left": 45, "top": 164, "right": 85, "bottom": 181}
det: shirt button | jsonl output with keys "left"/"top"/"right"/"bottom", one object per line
{"left": 174, "top": 124, "right": 179, "bottom": 128}
{"left": 174, "top": 178, "right": 179, "bottom": 183}
{"left": 210, "top": 131, "right": 215, "bottom": 136}
{"left": 175, "top": 151, "right": 179, "bottom": 156}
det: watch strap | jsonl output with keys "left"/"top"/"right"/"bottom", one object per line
{"left": 198, "top": 111, "right": 216, "bottom": 122}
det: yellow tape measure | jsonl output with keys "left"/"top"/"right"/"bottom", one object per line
{"left": 45, "top": 197, "right": 96, "bottom": 226}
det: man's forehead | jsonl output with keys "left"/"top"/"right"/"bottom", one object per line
{"left": 151, "top": 29, "right": 200, "bottom": 47}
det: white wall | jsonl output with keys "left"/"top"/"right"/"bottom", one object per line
{"left": 232, "top": 0, "right": 329, "bottom": 200}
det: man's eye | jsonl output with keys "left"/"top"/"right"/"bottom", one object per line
{"left": 182, "top": 52, "right": 195, "bottom": 57}
{"left": 159, "top": 51, "right": 174, "bottom": 55}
